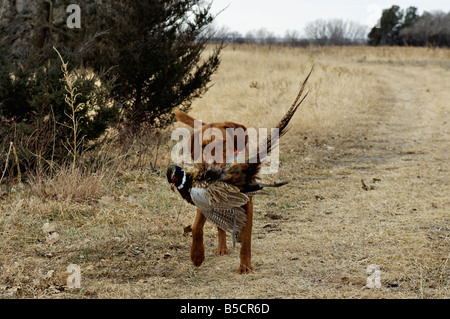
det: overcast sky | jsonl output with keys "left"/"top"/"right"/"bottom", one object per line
{"left": 209, "top": 0, "right": 450, "bottom": 37}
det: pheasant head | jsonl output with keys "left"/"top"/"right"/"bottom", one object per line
{"left": 166, "top": 165, "right": 194, "bottom": 204}
{"left": 167, "top": 165, "right": 185, "bottom": 191}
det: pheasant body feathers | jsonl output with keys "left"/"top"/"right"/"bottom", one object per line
{"left": 167, "top": 163, "right": 286, "bottom": 237}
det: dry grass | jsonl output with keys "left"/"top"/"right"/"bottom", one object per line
{"left": 28, "top": 166, "right": 107, "bottom": 202}
{"left": 0, "top": 45, "right": 449, "bottom": 299}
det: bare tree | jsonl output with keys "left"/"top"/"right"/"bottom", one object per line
{"left": 305, "top": 18, "right": 367, "bottom": 45}
{"left": 244, "top": 30, "right": 256, "bottom": 44}
{"left": 305, "top": 19, "right": 328, "bottom": 45}
{"left": 400, "top": 10, "right": 450, "bottom": 46}
{"left": 255, "top": 27, "right": 276, "bottom": 45}
{"left": 346, "top": 20, "right": 368, "bottom": 42}
{"left": 284, "top": 29, "right": 301, "bottom": 46}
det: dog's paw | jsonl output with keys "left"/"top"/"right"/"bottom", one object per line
{"left": 238, "top": 264, "right": 255, "bottom": 274}
{"left": 191, "top": 249, "right": 205, "bottom": 267}
{"left": 215, "top": 247, "right": 229, "bottom": 256}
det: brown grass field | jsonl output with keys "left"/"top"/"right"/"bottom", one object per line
{"left": 0, "top": 45, "right": 449, "bottom": 299}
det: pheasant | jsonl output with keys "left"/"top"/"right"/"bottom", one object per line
{"left": 167, "top": 162, "right": 287, "bottom": 246}
{"left": 167, "top": 67, "right": 313, "bottom": 245}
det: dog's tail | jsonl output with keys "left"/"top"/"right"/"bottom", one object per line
{"left": 173, "top": 109, "right": 206, "bottom": 128}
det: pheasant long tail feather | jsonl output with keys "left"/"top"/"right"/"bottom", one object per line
{"left": 250, "top": 66, "right": 313, "bottom": 164}
{"left": 259, "top": 181, "right": 289, "bottom": 188}
{"left": 243, "top": 181, "right": 289, "bottom": 195}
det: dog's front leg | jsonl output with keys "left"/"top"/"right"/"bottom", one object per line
{"left": 238, "top": 197, "right": 255, "bottom": 274}
{"left": 191, "top": 209, "right": 207, "bottom": 267}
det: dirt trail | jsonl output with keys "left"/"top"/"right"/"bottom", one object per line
{"left": 355, "top": 64, "right": 449, "bottom": 201}
{"left": 372, "top": 67, "right": 449, "bottom": 158}
{"left": 293, "top": 63, "right": 450, "bottom": 298}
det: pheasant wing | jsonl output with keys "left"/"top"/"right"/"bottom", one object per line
{"left": 190, "top": 181, "right": 249, "bottom": 234}
{"left": 206, "top": 181, "right": 249, "bottom": 209}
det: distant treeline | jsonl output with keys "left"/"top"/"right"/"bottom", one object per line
{"left": 209, "top": 20, "right": 368, "bottom": 47}
{"left": 211, "top": 5, "right": 450, "bottom": 47}
{"left": 369, "top": 6, "right": 450, "bottom": 47}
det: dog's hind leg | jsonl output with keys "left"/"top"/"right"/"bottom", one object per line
{"left": 215, "top": 228, "right": 229, "bottom": 255}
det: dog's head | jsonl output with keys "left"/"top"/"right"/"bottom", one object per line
{"left": 190, "top": 121, "right": 248, "bottom": 165}
{"left": 174, "top": 110, "right": 248, "bottom": 166}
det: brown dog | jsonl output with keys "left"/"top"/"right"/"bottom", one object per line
{"left": 173, "top": 109, "right": 254, "bottom": 273}
{"left": 172, "top": 68, "right": 312, "bottom": 273}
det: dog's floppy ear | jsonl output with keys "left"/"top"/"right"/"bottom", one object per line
{"left": 223, "top": 122, "right": 248, "bottom": 153}
{"left": 173, "top": 109, "right": 207, "bottom": 129}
